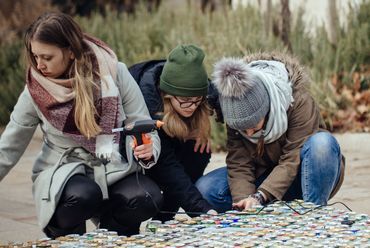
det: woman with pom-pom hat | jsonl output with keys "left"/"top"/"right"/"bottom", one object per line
{"left": 196, "top": 52, "right": 345, "bottom": 211}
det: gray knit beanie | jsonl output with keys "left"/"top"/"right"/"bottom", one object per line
{"left": 212, "top": 57, "right": 270, "bottom": 130}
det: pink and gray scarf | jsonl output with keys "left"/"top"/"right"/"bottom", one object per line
{"left": 26, "top": 36, "right": 121, "bottom": 159}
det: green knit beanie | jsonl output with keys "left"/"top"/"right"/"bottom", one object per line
{"left": 160, "top": 44, "right": 209, "bottom": 96}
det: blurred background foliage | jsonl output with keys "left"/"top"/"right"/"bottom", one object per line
{"left": 0, "top": 0, "right": 369, "bottom": 151}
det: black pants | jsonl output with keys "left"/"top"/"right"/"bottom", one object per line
{"left": 45, "top": 173, "right": 163, "bottom": 238}
{"left": 153, "top": 140, "right": 210, "bottom": 222}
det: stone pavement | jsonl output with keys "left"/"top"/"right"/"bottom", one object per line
{"left": 0, "top": 130, "right": 369, "bottom": 243}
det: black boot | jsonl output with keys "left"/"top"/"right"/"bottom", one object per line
{"left": 99, "top": 214, "right": 140, "bottom": 236}
{"left": 44, "top": 222, "right": 86, "bottom": 239}
{"left": 152, "top": 211, "right": 176, "bottom": 223}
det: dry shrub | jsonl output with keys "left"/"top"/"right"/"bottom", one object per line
{"left": 0, "top": 0, "right": 56, "bottom": 44}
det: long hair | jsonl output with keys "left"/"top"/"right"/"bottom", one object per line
{"left": 24, "top": 12, "right": 101, "bottom": 139}
{"left": 161, "top": 94, "right": 212, "bottom": 143}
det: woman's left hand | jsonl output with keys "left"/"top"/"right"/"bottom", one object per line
{"left": 194, "top": 138, "right": 211, "bottom": 153}
{"left": 232, "top": 197, "right": 260, "bottom": 211}
{"left": 133, "top": 134, "right": 153, "bottom": 160}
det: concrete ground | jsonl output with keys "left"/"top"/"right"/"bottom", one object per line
{"left": 0, "top": 130, "right": 369, "bottom": 243}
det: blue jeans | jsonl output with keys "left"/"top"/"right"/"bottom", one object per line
{"left": 196, "top": 132, "right": 342, "bottom": 212}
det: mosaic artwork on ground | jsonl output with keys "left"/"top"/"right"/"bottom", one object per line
{"left": 2, "top": 200, "right": 370, "bottom": 247}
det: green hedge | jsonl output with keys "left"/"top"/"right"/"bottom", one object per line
{"left": 0, "top": 40, "right": 25, "bottom": 124}
{"left": 0, "top": 1, "right": 369, "bottom": 150}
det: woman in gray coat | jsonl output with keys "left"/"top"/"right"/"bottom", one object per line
{"left": 0, "top": 12, "right": 162, "bottom": 238}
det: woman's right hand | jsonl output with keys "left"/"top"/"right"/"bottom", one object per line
{"left": 232, "top": 197, "right": 260, "bottom": 211}
{"left": 133, "top": 134, "right": 153, "bottom": 161}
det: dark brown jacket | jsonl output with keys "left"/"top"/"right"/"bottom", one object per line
{"left": 226, "top": 52, "right": 345, "bottom": 202}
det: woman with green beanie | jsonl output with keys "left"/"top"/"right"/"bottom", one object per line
{"left": 128, "top": 44, "right": 220, "bottom": 221}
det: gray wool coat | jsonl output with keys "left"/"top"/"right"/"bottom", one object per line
{"left": 0, "top": 62, "right": 161, "bottom": 230}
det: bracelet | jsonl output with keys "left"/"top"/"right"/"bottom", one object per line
{"left": 250, "top": 191, "right": 266, "bottom": 205}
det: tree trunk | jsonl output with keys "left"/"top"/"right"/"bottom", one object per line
{"left": 201, "top": 0, "right": 216, "bottom": 14}
{"left": 264, "top": 0, "right": 272, "bottom": 38}
{"left": 328, "top": 0, "right": 339, "bottom": 47}
{"left": 280, "top": 0, "right": 292, "bottom": 52}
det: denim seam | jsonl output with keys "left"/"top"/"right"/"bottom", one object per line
{"left": 301, "top": 144, "right": 310, "bottom": 200}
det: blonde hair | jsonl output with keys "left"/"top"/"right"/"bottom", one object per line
{"left": 161, "top": 95, "right": 211, "bottom": 143}
{"left": 25, "top": 12, "right": 101, "bottom": 139}
{"left": 72, "top": 52, "right": 101, "bottom": 139}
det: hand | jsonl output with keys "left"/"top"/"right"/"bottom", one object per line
{"left": 232, "top": 197, "right": 260, "bottom": 211}
{"left": 133, "top": 134, "right": 153, "bottom": 161}
{"left": 194, "top": 138, "right": 211, "bottom": 154}
{"left": 206, "top": 209, "right": 218, "bottom": 215}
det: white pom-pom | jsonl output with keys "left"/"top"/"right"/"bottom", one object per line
{"left": 212, "top": 57, "right": 255, "bottom": 98}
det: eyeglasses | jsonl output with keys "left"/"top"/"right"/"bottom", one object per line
{"left": 174, "top": 96, "right": 205, "bottom": 108}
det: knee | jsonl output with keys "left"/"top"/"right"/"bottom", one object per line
{"left": 301, "top": 132, "right": 342, "bottom": 183}
{"left": 196, "top": 168, "right": 225, "bottom": 196}
{"left": 112, "top": 176, "right": 163, "bottom": 219}
{"left": 195, "top": 176, "right": 214, "bottom": 199}
{"left": 196, "top": 167, "right": 229, "bottom": 200}
{"left": 121, "top": 190, "right": 163, "bottom": 222}
{"left": 129, "top": 190, "right": 163, "bottom": 213}
{"left": 64, "top": 179, "right": 103, "bottom": 209}
{"left": 196, "top": 167, "right": 232, "bottom": 212}
{"left": 302, "top": 132, "right": 340, "bottom": 159}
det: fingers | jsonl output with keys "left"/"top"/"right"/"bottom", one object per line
{"left": 194, "top": 138, "right": 201, "bottom": 152}
{"left": 135, "top": 152, "right": 153, "bottom": 160}
{"left": 232, "top": 200, "right": 244, "bottom": 210}
{"left": 232, "top": 198, "right": 260, "bottom": 211}
{"left": 199, "top": 142, "right": 207, "bottom": 153}
{"left": 134, "top": 142, "right": 153, "bottom": 160}
{"left": 206, "top": 139, "right": 211, "bottom": 153}
{"left": 194, "top": 138, "right": 211, "bottom": 154}
{"left": 243, "top": 200, "right": 255, "bottom": 210}
{"left": 232, "top": 204, "right": 242, "bottom": 211}
{"left": 232, "top": 201, "right": 245, "bottom": 211}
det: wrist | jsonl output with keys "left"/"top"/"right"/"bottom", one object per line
{"left": 257, "top": 190, "right": 267, "bottom": 202}
{"left": 250, "top": 191, "right": 266, "bottom": 205}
